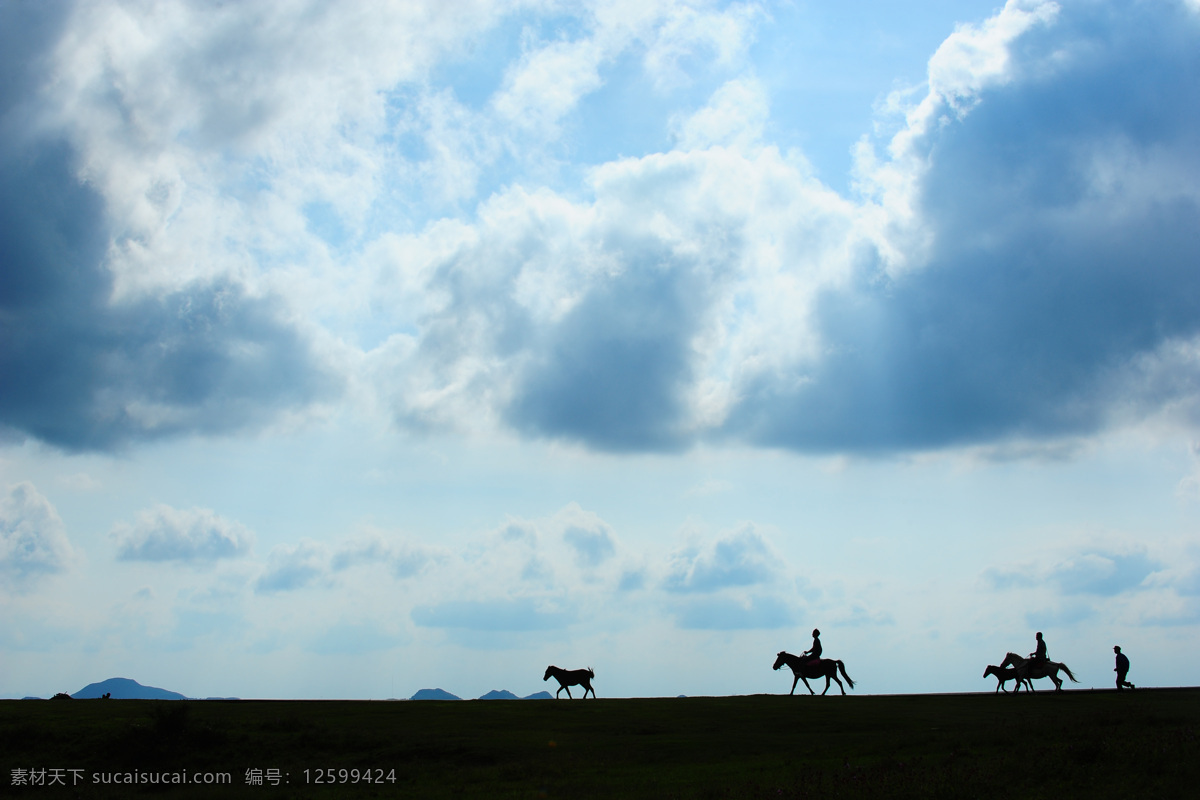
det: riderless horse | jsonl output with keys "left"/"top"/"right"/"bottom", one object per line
{"left": 1000, "top": 652, "right": 1079, "bottom": 692}
{"left": 543, "top": 665, "right": 596, "bottom": 699}
{"left": 772, "top": 651, "right": 855, "bottom": 696}
{"left": 983, "top": 663, "right": 1032, "bottom": 693}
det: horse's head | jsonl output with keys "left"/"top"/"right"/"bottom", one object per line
{"left": 1000, "top": 652, "right": 1021, "bottom": 668}
{"left": 983, "top": 665, "right": 999, "bottom": 678}
{"left": 772, "top": 652, "right": 787, "bottom": 671}
{"left": 543, "top": 666, "right": 554, "bottom": 682}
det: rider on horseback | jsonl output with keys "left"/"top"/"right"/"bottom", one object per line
{"left": 1030, "top": 632, "right": 1048, "bottom": 665}
{"left": 802, "top": 628, "right": 822, "bottom": 666}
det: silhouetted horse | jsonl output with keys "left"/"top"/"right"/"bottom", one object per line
{"left": 983, "top": 663, "right": 1032, "bottom": 693}
{"left": 772, "top": 651, "right": 855, "bottom": 695}
{"left": 1000, "top": 652, "right": 1079, "bottom": 692}
{"left": 543, "top": 666, "right": 596, "bottom": 699}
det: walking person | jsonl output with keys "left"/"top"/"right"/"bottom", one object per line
{"left": 1114, "top": 646, "right": 1135, "bottom": 691}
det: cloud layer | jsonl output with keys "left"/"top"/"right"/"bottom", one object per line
{"left": 4, "top": 0, "right": 1200, "bottom": 459}
{"left": 0, "top": 13, "right": 341, "bottom": 452}
{"left": 373, "top": 0, "right": 1200, "bottom": 455}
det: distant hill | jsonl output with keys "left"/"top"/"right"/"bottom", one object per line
{"left": 409, "top": 688, "right": 461, "bottom": 701}
{"left": 472, "top": 689, "right": 554, "bottom": 700}
{"left": 73, "top": 678, "right": 187, "bottom": 700}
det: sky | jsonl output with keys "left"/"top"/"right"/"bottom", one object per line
{"left": 2, "top": 0, "right": 1199, "bottom": 700}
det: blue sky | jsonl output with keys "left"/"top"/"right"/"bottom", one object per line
{"left": 3, "top": 0, "right": 1199, "bottom": 700}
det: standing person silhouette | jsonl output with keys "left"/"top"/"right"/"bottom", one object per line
{"left": 802, "top": 628, "right": 822, "bottom": 666}
{"left": 1030, "top": 632, "right": 1048, "bottom": 665}
{"left": 1114, "top": 646, "right": 1134, "bottom": 691}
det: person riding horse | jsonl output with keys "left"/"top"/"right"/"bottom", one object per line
{"left": 802, "top": 629, "right": 822, "bottom": 666}
{"left": 1030, "top": 632, "right": 1048, "bottom": 666}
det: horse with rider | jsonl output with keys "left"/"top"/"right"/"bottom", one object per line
{"left": 986, "top": 633, "right": 1079, "bottom": 692}
{"left": 773, "top": 629, "right": 856, "bottom": 695}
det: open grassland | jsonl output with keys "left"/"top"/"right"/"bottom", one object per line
{"left": 3, "top": 689, "right": 1198, "bottom": 798}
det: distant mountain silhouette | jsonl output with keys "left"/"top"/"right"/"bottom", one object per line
{"left": 476, "top": 689, "right": 554, "bottom": 700}
{"left": 73, "top": 677, "right": 187, "bottom": 700}
{"left": 409, "top": 688, "right": 461, "bottom": 701}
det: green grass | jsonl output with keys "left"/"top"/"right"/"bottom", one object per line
{"left": 3, "top": 689, "right": 1197, "bottom": 798}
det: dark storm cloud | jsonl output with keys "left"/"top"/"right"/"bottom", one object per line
{"left": 728, "top": 0, "right": 1200, "bottom": 453}
{"left": 0, "top": 11, "right": 340, "bottom": 452}
{"left": 505, "top": 254, "right": 708, "bottom": 452}
{"left": 0, "top": 145, "right": 340, "bottom": 450}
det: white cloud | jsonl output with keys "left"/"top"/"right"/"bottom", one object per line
{"left": 0, "top": 482, "right": 76, "bottom": 585}
{"left": 664, "top": 523, "right": 782, "bottom": 593}
{"left": 492, "top": 36, "right": 606, "bottom": 138}
{"left": 671, "top": 77, "right": 768, "bottom": 151}
{"left": 255, "top": 540, "right": 328, "bottom": 594}
{"left": 41, "top": 0, "right": 522, "bottom": 289}
{"left": 112, "top": 505, "right": 253, "bottom": 564}
{"left": 330, "top": 530, "right": 441, "bottom": 578}
{"left": 637, "top": 0, "right": 762, "bottom": 90}
{"left": 926, "top": 0, "right": 1061, "bottom": 112}
{"left": 372, "top": 143, "right": 861, "bottom": 450}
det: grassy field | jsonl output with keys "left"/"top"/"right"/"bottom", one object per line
{"left": 2, "top": 689, "right": 1197, "bottom": 798}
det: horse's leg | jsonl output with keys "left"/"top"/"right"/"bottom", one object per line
{"left": 565, "top": 685, "right": 574, "bottom": 699}
{"left": 556, "top": 685, "right": 565, "bottom": 699}
{"left": 831, "top": 674, "right": 845, "bottom": 695}
{"left": 789, "top": 674, "right": 799, "bottom": 695}
{"left": 800, "top": 676, "right": 815, "bottom": 695}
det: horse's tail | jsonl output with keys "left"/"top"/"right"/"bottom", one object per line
{"left": 1059, "top": 662, "right": 1079, "bottom": 683}
{"left": 836, "top": 660, "right": 855, "bottom": 690}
